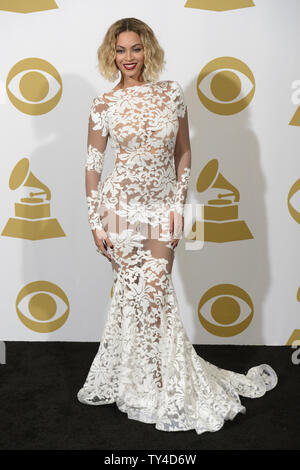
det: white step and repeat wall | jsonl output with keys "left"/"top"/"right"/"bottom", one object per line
{"left": 1, "top": 0, "right": 299, "bottom": 345}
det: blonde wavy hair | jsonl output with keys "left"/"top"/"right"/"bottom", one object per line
{"left": 97, "top": 17, "right": 166, "bottom": 83}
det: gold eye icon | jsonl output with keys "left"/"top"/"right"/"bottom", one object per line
{"left": 287, "top": 179, "right": 300, "bottom": 223}
{"left": 16, "top": 281, "right": 69, "bottom": 332}
{"left": 184, "top": 1, "right": 255, "bottom": 11}
{"left": 6, "top": 58, "right": 62, "bottom": 115}
{"left": 0, "top": 1, "right": 58, "bottom": 13}
{"left": 198, "top": 283, "right": 254, "bottom": 336}
{"left": 197, "top": 57, "right": 255, "bottom": 115}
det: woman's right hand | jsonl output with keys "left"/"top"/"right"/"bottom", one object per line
{"left": 92, "top": 228, "right": 114, "bottom": 262}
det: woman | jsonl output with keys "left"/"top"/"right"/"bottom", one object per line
{"left": 77, "top": 17, "right": 278, "bottom": 434}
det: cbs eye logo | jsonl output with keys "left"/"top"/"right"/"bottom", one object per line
{"left": 198, "top": 283, "right": 253, "bottom": 336}
{"left": 197, "top": 57, "right": 255, "bottom": 115}
{"left": 287, "top": 179, "right": 300, "bottom": 223}
{"left": 184, "top": 0, "right": 255, "bottom": 11}
{"left": 0, "top": 1, "right": 58, "bottom": 13}
{"left": 16, "top": 281, "right": 69, "bottom": 333}
{"left": 6, "top": 58, "right": 62, "bottom": 115}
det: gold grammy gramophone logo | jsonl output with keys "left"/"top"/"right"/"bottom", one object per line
{"left": 1, "top": 158, "right": 65, "bottom": 240}
{"left": 198, "top": 284, "right": 254, "bottom": 337}
{"left": 184, "top": 0, "right": 255, "bottom": 11}
{"left": 287, "top": 329, "right": 300, "bottom": 346}
{"left": 289, "top": 106, "right": 300, "bottom": 126}
{"left": 0, "top": 0, "right": 58, "bottom": 13}
{"left": 197, "top": 57, "right": 255, "bottom": 115}
{"left": 187, "top": 158, "right": 253, "bottom": 242}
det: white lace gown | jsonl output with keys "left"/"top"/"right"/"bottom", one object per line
{"left": 77, "top": 80, "right": 278, "bottom": 434}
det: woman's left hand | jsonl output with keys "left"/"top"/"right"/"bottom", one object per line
{"left": 169, "top": 210, "right": 184, "bottom": 249}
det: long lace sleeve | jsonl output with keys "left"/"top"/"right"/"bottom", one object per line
{"left": 85, "top": 94, "right": 109, "bottom": 232}
{"left": 172, "top": 81, "right": 191, "bottom": 215}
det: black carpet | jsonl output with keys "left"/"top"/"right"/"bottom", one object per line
{"left": 0, "top": 342, "right": 298, "bottom": 450}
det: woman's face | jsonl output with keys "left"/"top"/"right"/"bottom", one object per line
{"left": 115, "top": 31, "right": 145, "bottom": 81}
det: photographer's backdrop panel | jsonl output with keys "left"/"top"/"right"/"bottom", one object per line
{"left": 1, "top": 0, "right": 299, "bottom": 345}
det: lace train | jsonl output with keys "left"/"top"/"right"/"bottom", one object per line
{"left": 77, "top": 267, "right": 278, "bottom": 435}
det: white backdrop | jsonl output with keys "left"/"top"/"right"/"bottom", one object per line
{"left": 1, "top": 0, "right": 299, "bottom": 345}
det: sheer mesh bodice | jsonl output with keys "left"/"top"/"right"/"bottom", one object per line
{"left": 77, "top": 80, "right": 278, "bottom": 434}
